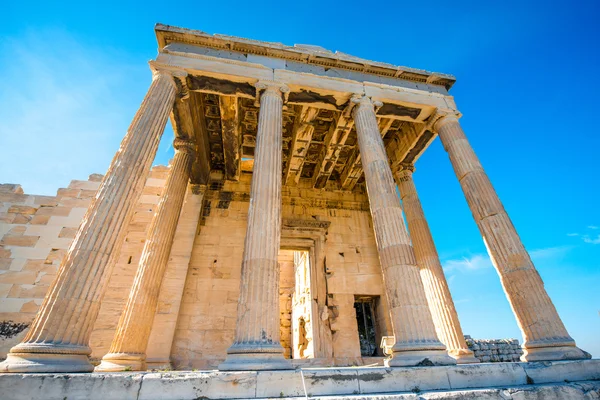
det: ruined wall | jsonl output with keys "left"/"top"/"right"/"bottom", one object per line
{"left": 0, "top": 167, "right": 169, "bottom": 359}
{"left": 465, "top": 336, "right": 524, "bottom": 363}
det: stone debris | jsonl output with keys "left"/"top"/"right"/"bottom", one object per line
{"left": 465, "top": 335, "right": 523, "bottom": 362}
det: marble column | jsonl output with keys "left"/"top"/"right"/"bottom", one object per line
{"left": 434, "top": 114, "right": 589, "bottom": 362}
{"left": 95, "top": 138, "right": 195, "bottom": 372}
{"left": 0, "top": 66, "right": 182, "bottom": 373}
{"left": 219, "top": 81, "right": 292, "bottom": 371}
{"left": 394, "top": 164, "right": 478, "bottom": 364}
{"left": 352, "top": 96, "right": 455, "bottom": 367}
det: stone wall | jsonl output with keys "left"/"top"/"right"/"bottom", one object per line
{"left": 2, "top": 169, "right": 394, "bottom": 368}
{"left": 168, "top": 173, "right": 392, "bottom": 369}
{"left": 464, "top": 335, "right": 523, "bottom": 362}
{"left": 0, "top": 167, "right": 169, "bottom": 359}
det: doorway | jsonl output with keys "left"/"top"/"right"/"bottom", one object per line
{"left": 278, "top": 248, "right": 315, "bottom": 359}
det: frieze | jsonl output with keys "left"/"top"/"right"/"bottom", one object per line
{"left": 282, "top": 218, "right": 331, "bottom": 230}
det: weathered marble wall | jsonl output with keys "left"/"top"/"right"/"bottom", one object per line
{"left": 169, "top": 173, "right": 392, "bottom": 369}
{"left": 2, "top": 169, "right": 393, "bottom": 369}
{"left": 0, "top": 167, "right": 169, "bottom": 359}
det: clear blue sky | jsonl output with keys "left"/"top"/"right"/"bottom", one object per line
{"left": 2, "top": 1, "right": 598, "bottom": 357}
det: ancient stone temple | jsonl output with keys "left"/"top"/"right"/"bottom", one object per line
{"left": 0, "top": 23, "right": 598, "bottom": 399}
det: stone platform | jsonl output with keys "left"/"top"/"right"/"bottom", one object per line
{"left": 0, "top": 359, "right": 598, "bottom": 399}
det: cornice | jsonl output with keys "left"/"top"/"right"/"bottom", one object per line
{"left": 155, "top": 23, "right": 456, "bottom": 90}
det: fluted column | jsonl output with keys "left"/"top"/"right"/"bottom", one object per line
{"left": 352, "top": 96, "right": 454, "bottom": 367}
{"left": 435, "top": 114, "right": 589, "bottom": 362}
{"left": 95, "top": 139, "right": 195, "bottom": 372}
{"left": 395, "top": 164, "right": 478, "bottom": 364}
{"left": 0, "top": 65, "right": 183, "bottom": 373}
{"left": 219, "top": 81, "right": 292, "bottom": 371}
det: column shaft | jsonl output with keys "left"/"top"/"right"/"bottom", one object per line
{"left": 219, "top": 82, "right": 292, "bottom": 371}
{"left": 95, "top": 139, "right": 195, "bottom": 372}
{"left": 0, "top": 69, "right": 180, "bottom": 373}
{"left": 352, "top": 96, "right": 454, "bottom": 367}
{"left": 435, "top": 115, "right": 589, "bottom": 362}
{"left": 395, "top": 166, "right": 478, "bottom": 364}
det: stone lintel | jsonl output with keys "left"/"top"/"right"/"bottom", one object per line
{"left": 154, "top": 52, "right": 457, "bottom": 116}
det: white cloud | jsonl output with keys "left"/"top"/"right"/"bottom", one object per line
{"left": 0, "top": 28, "right": 149, "bottom": 195}
{"left": 443, "top": 254, "right": 493, "bottom": 272}
{"left": 443, "top": 246, "right": 571, "bottom": 273}
{"left": 530, "top": 245, "right": 571, "bottom": 261}
{"left": 582, "top": 235, "right": 600, "bottom": 245}
{"left": 567, "top": 226, "right": 600, "bottom": 245}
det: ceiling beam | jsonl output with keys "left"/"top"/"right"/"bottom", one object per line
{"left": 311, "top": 103, "right": 354, "bottom": 189}
{"left": 284, "top": 106, "right": 319, "bottom": 186}
{"left": 219, "top": 96, "right": 241, "bottom": 181}
{"left": 173, "top": 92, "right": 211, "bottom": 184}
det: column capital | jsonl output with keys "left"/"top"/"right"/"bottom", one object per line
{"left": 173, "top": 138, "right": 195, "bottom": 156}
{"left": 391, "top": 162, "right": 415, "bottom": 177}
{"left": 431, "top": 111, "right": 460, "bottom": 133}
{"left": 149, "top": 61, "right": 189, "bottom": 97}
{"left": 149, "top": 61, "right": 188, "bottom": 78}
{"left": 399, "top": 163, "right": 415, "bottom": 174}
{"left": 350, "top": 95, "right": 383, "bottom": 111}
{"left": 253, "top": 80, "right": 289, "bottom": 106}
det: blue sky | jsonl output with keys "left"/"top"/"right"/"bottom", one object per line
{"left": 2, "top": 1, "right": 598, "bottom": 357}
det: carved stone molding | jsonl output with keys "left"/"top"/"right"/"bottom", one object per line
{"left": 350, "top": 95, "right": 383, "bottom": 110}
{"left": 253, "top": 80, "right": 290, "bottom": 106}
{"left": 173, "top": 138, "right": 195, "bottom": 156}
{"left": 431, "top": 111, "right": 460, "bottom": 133}
{"left": 149, "top": 61, "right": 189, "bottom": 97}
{"left": 282, "top": 218, "right": 331, "bottom": 231}
{"left": 190, "top": 184, "right": 207, "bottom": 195}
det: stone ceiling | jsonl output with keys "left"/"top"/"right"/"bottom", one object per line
{"left": 184, "top": 90, "right": 429, "bottom": 192}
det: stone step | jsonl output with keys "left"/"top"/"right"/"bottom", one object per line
{"left": 0, "top": 359, "right": 598, "bottom": 399}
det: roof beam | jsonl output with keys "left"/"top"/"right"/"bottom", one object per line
{"left": 174, "top": 92, "right": 211, "bottom": 184}
{"left": 219, "top": 96, "right": 241, "bottom": 181}
{"left": 284, "top": 106, "right": 319, "bottom": 186}
{"left": 312, "top": 103, "right": 354, "bottom": 188}
{"left": 340, "top": 117, "right": 393, "bottom": 191}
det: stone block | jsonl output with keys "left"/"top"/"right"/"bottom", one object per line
{"left": 0, "top": 270, "right": 38, "bottom": 285}
{"left": 139, "top": 371, "right": 257, "bottom": 400}
{"left": 358, "top": 366, "right": 451, "bottom": 393}
{"left": 0, "top": 235, "right": 39, "bottom": 247}
{"left": 256, "top": 370, "right": 305, "bottom": 397}
{"left": 302, "top": 368, "right": 360, "bottom": 396}
{"left": 446, "top": 362, "right": 527, "bottom": 389}
{"left": 7, "top": 205, "right": 37, "bottom": 215}
{"left": 523, "top": 359, "right": 600, "bottom": 384}
{"left": 0, "top": 373, "right": 143, "bottom": 400}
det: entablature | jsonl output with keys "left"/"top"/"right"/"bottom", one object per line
{"left": 155, "top": 25, "right": 459, "bottom": 192}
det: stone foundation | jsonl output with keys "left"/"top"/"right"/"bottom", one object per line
{"left": 0, "top": 359, "right": 598, "bottom": 399}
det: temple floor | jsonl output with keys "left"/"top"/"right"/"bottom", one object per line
{"left": 0, "top": 359, "right": 598, "bottom": 399}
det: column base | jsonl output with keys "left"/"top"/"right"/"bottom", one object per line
{"left": 449, "top": 349, "right": 480, "bottom": 364}
{"left": 521, "top": 345, "right": 591, "bottom": 362}
{"left": 95, "top": 353, "right": 145, "bottom": 372}
{"left": 219, "top": 353, "right": 293, "bottom": 371}
{"left": 0, "top": 352, "right": 94, "bottom": 373}
{"left": 385, "top": 350, "right": 456, "bottom": 367}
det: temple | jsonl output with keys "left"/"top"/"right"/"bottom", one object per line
{"left": 0, "top": 23, "right": 598, "bottom": 399}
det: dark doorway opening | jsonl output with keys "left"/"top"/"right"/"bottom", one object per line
{"left": 354, "top": 296, "right": 378, "bottom": 357}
